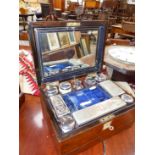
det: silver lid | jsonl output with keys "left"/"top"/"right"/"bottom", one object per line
{"left": 46, "top": 86, "right": 58, "bottom": 96}
{"left": 95, "top": 73, "right": 107, "bottom": 82}
{"left": 59, "top": 82, "right": 71, "bottom": 90}
{"left": 59, "top": 115, "right": 75, "bottom": 133}
{"left": 72, "top": 65, "right": 80, "bottom": 70}
{"left": 121, "top": 94, "right": 134, "bottom": 103}
{"left": 73, "top": 79, "right": 83, "bottom": 90}
{"left": 84, "top": 77, "right": 96, "bottom": 86}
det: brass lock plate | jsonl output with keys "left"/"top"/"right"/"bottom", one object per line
{"left": 103, "top": 121, "right": 114, "bottom": 131}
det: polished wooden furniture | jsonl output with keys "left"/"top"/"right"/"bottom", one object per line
{"left": 20, "top": 94, "right": 135, "bottom": 155}
{"left": 111, "top": 24, "right": 135, "bottom": 38}
{"left": 19, "top": 31, "right": 30, "bottom": 46}
{"left": 19, "top": 13, "right": 34, "bottom": 21}
{"left": 19, "top": 43, "right": 135, "bottom": 155}
{"left": 28, "top": 21, "right": 135, "bottom": 155}
{"left": 53, "top": 0, "right": 65, "bottom": 12}
{"left": 67, "top": 2, "right": 79, "bottom": 12}
{"left": 41, "top": 92, "right": 134, "bottom": 155}
{"left": 19, "top": 13, "right": 34, "bottom": 31}
{"left": 122, "top": 20, "right": 135, "bottom": 33}
{"left": 85, "top": 0, "right": 100, "bottom": 9}
{"left": 106, "top": 38, "right": 131, "bottom": 46}
{"left": 104, "top": 39, "right": 135, "bottom": 83}
{"left": 19, "top": 31, "right": 29, "bottom": 40}
{"left": 101, "top": 0, "right": 118, "bottom": 10}
{"left": 41, "top": 3, "right": 52, "bottom": 18}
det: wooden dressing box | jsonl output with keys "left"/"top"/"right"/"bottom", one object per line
{"left": 28, "top": 21, "right": 135, "bottom": 155}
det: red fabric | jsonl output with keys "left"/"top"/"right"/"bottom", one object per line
{"left": 19, "top": 49, "right": 40, "bottom": 96}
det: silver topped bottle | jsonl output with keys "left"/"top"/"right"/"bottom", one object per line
{"left": 59, "top": 81, "right": 72, "bottom": 94}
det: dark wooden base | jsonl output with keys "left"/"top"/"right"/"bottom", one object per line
{"left": 40, "top": 94, "right": 135, "bottom": 155}
{"left": 111, "top": 70, "right": 135, "bottom": 84}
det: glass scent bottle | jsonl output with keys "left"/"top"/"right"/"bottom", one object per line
{"left": 59, "top": 115, "right": 75, "bottom": 133}
{"left": 45, "top": 85, "right": 58, "bottom": 96}
{"left": 121, "top": 94, "right": 134, "bottom": 104}
{"left": 95, "top": 73, "right": 107, "bottom": 83}
{"left": 59, "top": 81, "right": 72, "bottom": 94}
{"left": 84, "top": 76, "right": 96, "bottom": 87}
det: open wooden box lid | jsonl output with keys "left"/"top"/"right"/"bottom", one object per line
{"left": 28, "top": 20, "right": 107, "bottom": 85}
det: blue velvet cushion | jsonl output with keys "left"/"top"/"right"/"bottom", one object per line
{"left": 63, "top": 86, "right": 111, "bottom": 112}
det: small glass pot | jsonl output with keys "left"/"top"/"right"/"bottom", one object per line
{"left": 121, "top": 94, "right": 134, "bottom": 104}
{"left": 59, "top": 81, "right": 72, "bottom": 94}
{"left": 84, "top": 76, "right": 96, "bottom": 87}
{"left": 73, "top": 79, "right": 83, "bottom": 90}
{"left": 45, "top": 85, "right": 58, "bottom": 96}
{"left": 59, "top": 115, "right": 75, "bottom": 133}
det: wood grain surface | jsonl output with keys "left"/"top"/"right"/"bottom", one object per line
{"left": 19, "top": 94, "right": 134, "bottom": 155}
{"left": 105, "top": 123, "right": 135, "bottom": 155}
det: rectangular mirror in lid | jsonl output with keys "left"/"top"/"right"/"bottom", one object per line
{"left": 28, "top": 21, "right": 106, "bottom": 85}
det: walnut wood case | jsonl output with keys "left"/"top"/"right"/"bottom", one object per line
{"left": 28, "top": 21, "right": 135, "bottom": 155}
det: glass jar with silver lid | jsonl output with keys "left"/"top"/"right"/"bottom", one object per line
{"left": 84, "top": 76, "right": 96, "bottom": 87}
{"left": 59, "top": 115, "right": 75, "bottom": 133}
{"left": 121, "top": 94, "right": 134, "bottom": 104}
{"left": 45, "top": 85, "right": 58, "bottom": 96}
{"left": 73, "top": 79, "right": 83, "bottom": 90}
{"left": 59, "top": 81, "right": 72, "bottom": 94}
{"left": 95, "top": 73, "right": 107, "bottom": 82}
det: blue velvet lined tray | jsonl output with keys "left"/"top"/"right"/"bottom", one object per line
{"left": 44, "top": 62, "right": 73, "bottom": 73}
{"left": 62, "top": 86, "right": 111, "bottom": 112}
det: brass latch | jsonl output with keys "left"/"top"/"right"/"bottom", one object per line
{"left": 103, "top": 121, "right": 114, "bottom": 131}
{"left": 99, "top": 114, "right": 115, "bottom": 123}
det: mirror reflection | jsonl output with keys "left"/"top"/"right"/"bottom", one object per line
{"left": 40, "top": 29, "right": 98, "bottom": 77}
